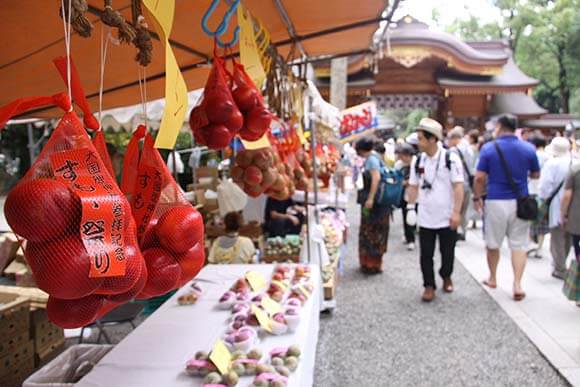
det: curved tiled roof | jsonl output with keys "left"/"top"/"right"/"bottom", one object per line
{"left": 387, "top": 16, "right": 508, "bottom": 67}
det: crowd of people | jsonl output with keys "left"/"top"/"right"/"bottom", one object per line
{"left": 355, "top": 114, "right": 580, "bottom": 305}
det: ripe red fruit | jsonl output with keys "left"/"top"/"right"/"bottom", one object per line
{"left": 262, "top": 168, "right": 277, "bottom": 189}
{"left": 233, "top": 86, "right": 259, "bottom": 113}
{"left": 175, "top": 242, "right": 205, "bottom": 286}
{"left": 231, "top": 166, "right": 245, "bottom": 184}
{"left": 47, "top": 295, "right": 104, "bottom": 329}
{"left": 106, "top": 260, "right": 148, "bottom": 303}
{"left": 5, "top": 179, "right": 81, "bottom": 242}
{"left": 225, "top": 108, "right": 244, "bottom": 133}
{"left": 244, "top": 166, "right": 263, "bottom": 186}
{"left": 156, "top": 206, "right": 204, "bottom": 254}
{"left": 253, "top": 151, "right": 271, "bottom": 169}
{"left": 26, "top": 237, "right": 103, "bottom": 300}
{"left": 141, "top": 218, "right": 159, "bottom": 249}
{"left": 239, "top": 126, "right": 264, "bottom": 142}
{"left": 141, "top": 248, "right": 181, "bottom": 297}
{"left": 235, "top": 151, "right": 253, "bottom": 168}
{"left": 246, "top": 106, "right": 272, "bottom": 133}
{"left": 96, "top": 244, "right": 144, "bottom": 295}
{"left": 203, "top": 124, "right": 233, "bottom": 149}
{"left": 204, "top": 94, "right": 234, "bottom": 124}
{"left": 189, "top": 105, "right": 209, "bottom": 132}
{"left": 245, "top": 184, "right": 264, "bottom": 198}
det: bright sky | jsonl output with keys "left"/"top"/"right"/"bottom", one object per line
{"left": 392, "top": 0, "right": 503, "bottom": 28}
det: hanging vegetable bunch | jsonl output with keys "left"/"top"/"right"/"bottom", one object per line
{"left": 189, "top": 51, "right": 243, "bottom": 149}
{"left": 231, "top": 148, "right": 279, "bottom": 198}
{"left": 121, "top": 127, "right": 205, "bottom": 299}
{"left": 230, "top": 61, "right": 272, "bottom": 141}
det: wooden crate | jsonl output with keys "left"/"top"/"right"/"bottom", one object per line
{"left": 0, "top": 340, "right": 34, "bottom": 384}
{"left": 30, "top": 309, "right": 64, "bottom": 355}
{"left": 0, "top": 330, "right": 29, "bottom": 360}
{"left": 35, "top": 337, "right": 65, "bottom": 368}
{"left": 323, "top": 272, "right": 336, "bottom": 300}
{"left": 0, "top": 286, "right": 48, "bottom": 309}
{"left": 262, "top": 255, "right": 300, "bottom": 264}
{"left": 0, "top": 360, "right": 34, "bottom": 387}
{"left": 0, "top": 292, "right": 30, "bottom": 338}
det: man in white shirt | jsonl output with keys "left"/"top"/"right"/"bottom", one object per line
{"left": 539, "top": 137, "right": 577, "bottom": 279}
{"left": 407, "top": 118, "right": 465, "bottom": 302}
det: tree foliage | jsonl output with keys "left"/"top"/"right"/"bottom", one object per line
{"left": 446, "top": 0, "right": 580, "bottom": 114}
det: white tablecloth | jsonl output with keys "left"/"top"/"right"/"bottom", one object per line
{"left": 78, "top": 264, "right": 320, "bottom": 387}
{"left": 292, "top": 190, "right": 348, "bottom": 209}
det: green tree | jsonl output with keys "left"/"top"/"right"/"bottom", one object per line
{"left": 446, "top": 0, "right": 580, "bottom": 113}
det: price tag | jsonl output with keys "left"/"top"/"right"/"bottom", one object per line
{"left": 240, "top": 134, "right": 271, "bottom": 150}
{"left": 261, "top": 296, "right": 282, "bottom": 315}
{"left": 245, "top": 271, "right": 266, "bottom": 292}
{"left": 298, "top": 285, "right": 311, "bottom": 298}
{"left": 251, "top": 304, "right": 272, "bottom": 332}
{"left": 209, "top": 340, "right": 232, "bottom": 375}
{"left": 271, "top": 280, "right": 288, "bottom": 291}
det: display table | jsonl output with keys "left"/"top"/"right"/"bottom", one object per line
{"left": 292, "top": 190, "right": 348, "bottom": 209}
{"left": 78, "top": 264, "right": 321, "bottom": 387}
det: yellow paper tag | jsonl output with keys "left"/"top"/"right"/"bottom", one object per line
{"left": 142, "top": 0, "right": 174, "bottom": 36}
{"left": 261, "top": 296, "right": 282, "bottom": 315}
{"left": 238, "top": 4, "right": 266, "bottom": 89}
{"left": 240, "top": 134, "right": 271, "bottom": 150}
{"left": 251, "top": 304, "right": 272, "bottom": 332}
{"left": 271, "top": 280, "right": 288, "bottom": 291}
{"left": 143, "top": 0, "right": 188, "bottom": 149}
{"left": 209, "top": 340, "right": 232, "bottom": 375}
{"left": 298, "top": 285, "right": 311, "bottom": 299}
{"left": 296, "top": 126, "right": 307, "bottom": 145}
{"left": 245, "top": 271, "right": 266, "bottom": 292}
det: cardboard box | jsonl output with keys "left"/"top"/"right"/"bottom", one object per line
{"left": 0, "top": 340, "right": 34, "bottom": 381}
{"left": 0, "top": 292, "right": 30, "bottom": 338}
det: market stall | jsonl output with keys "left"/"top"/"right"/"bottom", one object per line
{"left": 0, "top": 0, "right": 380, "bottom": 384}
{"left": 77, "top": 264, "right": 321, "bottom": 387}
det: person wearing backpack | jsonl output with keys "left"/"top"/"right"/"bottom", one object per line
{"left": 473, "top": 114, "right": 540, "bottom": 301}
{"left": 356, "top": 137, "right": 392, "bottom": 274}
{"left": 539, "top": 137, "right": 577, "bottom": 279}
{"left": 407, "top": 118, "right": 465, "bottom": 302}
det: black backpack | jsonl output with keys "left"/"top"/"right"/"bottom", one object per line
{"left": 414, "top": 150, "right": 452, "bottom": 177}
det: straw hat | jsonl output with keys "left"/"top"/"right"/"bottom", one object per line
{"left": 416, "top": 118, "right": 443, "bottom": 140}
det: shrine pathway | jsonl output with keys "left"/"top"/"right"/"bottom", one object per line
{"left": 314, "top": 198, "right": 566, "bottom": 386}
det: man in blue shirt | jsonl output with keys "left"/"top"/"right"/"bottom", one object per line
{"left": 473, "top": 114, "right": 540, "bottom": 301}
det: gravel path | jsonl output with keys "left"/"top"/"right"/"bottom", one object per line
{"left": 314, "top": 202, "right": 567, "bottom": 387}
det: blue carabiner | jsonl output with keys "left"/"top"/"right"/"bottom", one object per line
{"left": 201, "top": 0, "right": 241, "bottom": 40}
{"left": 217, "top": 26, "right": 240, "bottom": 48}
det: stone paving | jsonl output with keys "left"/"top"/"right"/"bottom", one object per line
{"left": 314, "top": 204, "right": 567, "bottom": 386}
